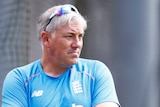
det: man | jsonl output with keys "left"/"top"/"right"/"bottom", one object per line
{"left": 2, "top": 4, "right": 120, "bottom": 107}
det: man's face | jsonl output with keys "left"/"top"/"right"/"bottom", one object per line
{"left": 48, "top": 20, "right": 84, "bottom": 67}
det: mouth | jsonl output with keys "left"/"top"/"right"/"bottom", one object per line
{"left": 68, "top": 51, "right": 79, "bottom": 57}
{"left": 69, "top": 52, "right": 79, "bottom": 55}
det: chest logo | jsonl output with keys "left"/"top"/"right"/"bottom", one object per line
{"left": 72, "top": 80, "right": 83, "bottom": 94}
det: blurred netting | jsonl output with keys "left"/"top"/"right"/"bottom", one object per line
{"left": 0, "top": 0, "right": 29, "bottom": 103}
{"left": 0, "top": 0, "right": 75, "bottom": 104}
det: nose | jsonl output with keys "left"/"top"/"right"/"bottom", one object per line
{"left": 71, "top": 36, "right": 82, "bottom": 48}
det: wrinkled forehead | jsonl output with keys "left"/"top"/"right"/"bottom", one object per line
{"left": 55, "top": 21, "right": 85, "bottom": 36}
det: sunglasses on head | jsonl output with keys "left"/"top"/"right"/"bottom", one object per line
{"left": 44, "top": 4, "right": 79, "bottom": 31}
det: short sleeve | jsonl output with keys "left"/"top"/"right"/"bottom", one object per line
{"left": 2, "top": 69, "right": 28, "bottom": 107}
{"left": 92, "top": 61, "right": 120, "bottom": 106}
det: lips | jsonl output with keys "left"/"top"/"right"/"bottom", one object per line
{"left": 68, "top": 51, "right": 79, "bottom": 56}
{"left": 69, "top": 51, "right": 79, "bottom": 55}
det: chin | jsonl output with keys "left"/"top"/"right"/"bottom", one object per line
{"left": 69, "top": 58, "right": 79, "bottom": 65}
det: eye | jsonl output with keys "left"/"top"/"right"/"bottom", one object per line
{"left": 66, "top": 35, "right": 73, "bottom": 38}
{"left": 64, "top": 34, "right": 73, "bottom": 39}
{"left": 79, "top": 34, "right": 84, "bottom": 39}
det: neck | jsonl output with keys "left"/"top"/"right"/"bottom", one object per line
{"left": 41, "top": 55, "right": 68, "bottom": 77}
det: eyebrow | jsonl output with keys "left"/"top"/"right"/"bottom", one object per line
{"left": 67, "top": 31, "right": 85, "bottom": 36}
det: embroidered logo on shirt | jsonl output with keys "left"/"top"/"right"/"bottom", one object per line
{"left": 31, "top": 90, "right": 43, "bottom": 97}
{"left": 72, "top": 80, "right": 83, "bottom": 94}
{"left": 72, "top": 103, "right": 83, "bottom": 107}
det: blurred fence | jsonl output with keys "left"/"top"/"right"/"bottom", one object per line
{"left": 0, "top": 0, "right": 159, "bottom": 107}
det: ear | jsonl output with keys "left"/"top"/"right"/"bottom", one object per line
{"left": 41, "top": 31, "right": 50, "bottom": 48}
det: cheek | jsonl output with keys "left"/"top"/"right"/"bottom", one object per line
{"left": 55, "top": 41, "right": 71, "bottom": 52}
{"left": 81, "top": 41, "right": 83, "bottom": 47}
{"left": 79, "top": 41, "right": 83, "bottom": 49}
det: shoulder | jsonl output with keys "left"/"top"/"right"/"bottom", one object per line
{"left": 77, "top": 58, "right": 106, "bottom": 67}
{"left": 5, "top": 59, "right": 41, "bottom": 82}
{"left": 75, "top": 58, "right": 111, "bottom": 77}
{"left": 2, "top": 60, "right": 41, "bottom": 107}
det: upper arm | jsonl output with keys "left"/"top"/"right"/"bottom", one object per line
{"left": 92, "top": 61, "right": 120, "bottom": 106}
{"left": 2, "top": 69, "right": 28, "bottom": 107}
